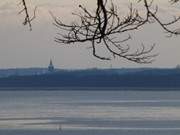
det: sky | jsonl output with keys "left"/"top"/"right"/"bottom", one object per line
{"left": 0, "top": 0, "right": 180, "bottom": 69}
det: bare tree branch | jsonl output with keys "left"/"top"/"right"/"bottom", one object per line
{"left": 18, "top": 0, "right": 180, "bottom": 63}
{"left": 170, "top": 0, "right": 180, "bottom": 4}
{"left": 52, "top": 0, "right": 180, "bottom": 63}
{"left": 18, "top": 0, "right": 37, "bottom": 31}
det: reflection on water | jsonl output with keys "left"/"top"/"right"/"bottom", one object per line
{"left": 0, "top": 89, "right": 180, "bottom": 135}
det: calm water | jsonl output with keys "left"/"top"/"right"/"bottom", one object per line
{"left": 1, "top": 89, "right": 180, "bottom": 135}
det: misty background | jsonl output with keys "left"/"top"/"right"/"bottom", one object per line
{"left": 0, "top": 0, "right": 180, "bottom": 69}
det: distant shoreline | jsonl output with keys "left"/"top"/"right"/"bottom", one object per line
{"left": 0, "top": 68, "right": 180, "bottom": 88}
{"left": 0, "top": 87, "right": 180, "bottom": 91}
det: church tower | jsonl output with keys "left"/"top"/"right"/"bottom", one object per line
{"left": 48, "top": 59, "right": 54, "bottom": 72}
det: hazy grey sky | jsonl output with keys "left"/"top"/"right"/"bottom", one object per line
{"left": 0, "top": 0, "right": 180, "bottom": 69}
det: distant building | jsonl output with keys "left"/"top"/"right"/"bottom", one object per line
{"left": 48, "top": 59, "right": 54, "bottom": 72}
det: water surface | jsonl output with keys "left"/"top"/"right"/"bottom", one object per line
{"left": 0, "top": 89, "right": 180, "bottom": 135}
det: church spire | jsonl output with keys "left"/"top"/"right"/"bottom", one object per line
{"left": 48, "top": 59, "right": 54, "bottom": 72}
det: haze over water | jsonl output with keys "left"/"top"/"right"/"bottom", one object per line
{"left": 0, "top": 89, "right": 180, "bottom": 135}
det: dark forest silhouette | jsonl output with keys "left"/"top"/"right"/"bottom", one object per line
{"left": 0, "top": 68, "right": 180, "bottom": 88}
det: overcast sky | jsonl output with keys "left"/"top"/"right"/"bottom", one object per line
{"left": 0, "top": 0, "right": 180, "bottom": 69}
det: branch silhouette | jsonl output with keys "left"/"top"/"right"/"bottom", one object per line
{"left": 18, "top": 0, "right": 180, "bottom": 63}
{"left": 52, "top": 0, "right": 180, "bottom": 63}
{"left": 18, "top": 0, "right": 37, "bottom": 31}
